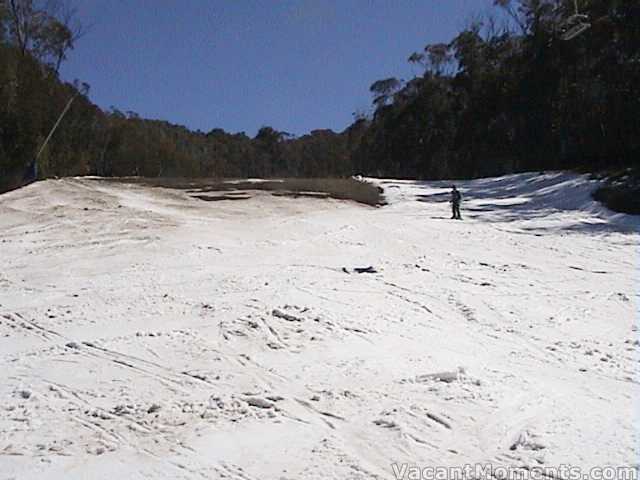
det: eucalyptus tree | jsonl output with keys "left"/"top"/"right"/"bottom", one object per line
{"left": 2, "top": 0, "right": 83, "bottom": 72}
{"left": 369, "top": 77, "right": 401, "bottom": 108}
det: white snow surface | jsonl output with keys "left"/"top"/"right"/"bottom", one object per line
{"left": 0, "top": 172, "right": 638, "bottom": 479}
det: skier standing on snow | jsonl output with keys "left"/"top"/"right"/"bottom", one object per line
{"left": 450, "top": 185, "right": 462, "bottom": 220}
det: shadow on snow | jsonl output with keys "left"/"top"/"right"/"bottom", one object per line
{"left": 386, "top": 172, "right": 640, "bottom": 236}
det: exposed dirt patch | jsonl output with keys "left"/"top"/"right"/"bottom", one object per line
{"left": 96, "top": 177, "right": 386, "bottom": 207}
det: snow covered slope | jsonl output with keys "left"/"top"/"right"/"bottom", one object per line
{"left": 0, "top": 172, "right": 638, "bottom": 479}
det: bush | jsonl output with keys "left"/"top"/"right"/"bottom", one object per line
{"left": 592, "top": 184, "right": 640, "bottom": 215}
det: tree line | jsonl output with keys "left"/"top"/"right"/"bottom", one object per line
{"left": 1, "top": 0, "right": 638, "bottom": 193}
{"left": 355, "top": 0, "right": 639, "bottom": 179}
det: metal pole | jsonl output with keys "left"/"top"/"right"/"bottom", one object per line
{"left": 33, "top": 91, "right": 79, "bottom": 176}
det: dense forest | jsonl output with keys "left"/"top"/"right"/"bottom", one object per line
{"left": 1, "top": 0, "right": 638, "bottom": 193}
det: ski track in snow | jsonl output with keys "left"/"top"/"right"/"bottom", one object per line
{"left": 0, "top": 173, "right": 638, "bottom": 479}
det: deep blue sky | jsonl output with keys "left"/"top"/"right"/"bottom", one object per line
{"left": 61, "top": 1, "right": 493, "bottom": 137}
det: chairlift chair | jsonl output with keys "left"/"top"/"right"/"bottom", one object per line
{"left": 559, "top": 0, "right": 591, "bottom": 40}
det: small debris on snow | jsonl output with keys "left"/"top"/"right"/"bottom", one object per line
{"left": 355, "top": 266, "right": 378, "bottom": 274}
